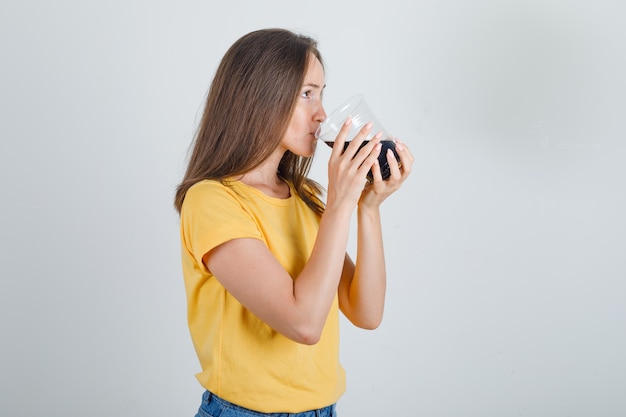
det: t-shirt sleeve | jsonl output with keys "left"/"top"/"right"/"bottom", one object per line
{"left": 180, "top": 181, "right": 263, "bottom": 269}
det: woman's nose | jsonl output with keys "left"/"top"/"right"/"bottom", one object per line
{"left": 315, "top": 106, "right": 327, "bottom": 123}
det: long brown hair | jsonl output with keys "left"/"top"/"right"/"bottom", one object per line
{"left": 174, "top": 28, "right": 325, "bottom": 214}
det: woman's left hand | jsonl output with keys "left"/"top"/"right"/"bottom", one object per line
{"left": 359, "top": 139, "right": 414, "bottom": 208}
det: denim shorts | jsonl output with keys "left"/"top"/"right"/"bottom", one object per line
{"left": 195, "top": 390, "right": 337, "bottom": 417}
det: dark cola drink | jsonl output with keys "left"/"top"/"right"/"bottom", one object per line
{"left": 324, "top": 140, "right": 400, "bottom": 181}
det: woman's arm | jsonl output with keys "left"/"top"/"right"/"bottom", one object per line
{"left": 204, "top": 120, "right": 383, "bottom": 345}
{"left": 337, "top": 205, "right": 386, "bottom": 329}
{"left": 204, "top": 201, "right": 353, "bottom": 345}
{"left": 338, "top": 140, "right": 414, "bottom": 329}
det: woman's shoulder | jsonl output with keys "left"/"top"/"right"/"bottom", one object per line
{"left": 188, "top": 179, "right": 224, "bottom": 192}
{"left": 184, "top": 179, "right": 242, "bottom": 206}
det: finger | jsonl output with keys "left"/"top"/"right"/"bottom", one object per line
{"left": 357, "top": 142, "right": 382, "bottom": 179}
{"left": 344, "top": 122, "right": 379, "bottom": 159}
{"left": 386, "top": 148, "right": 402, "bottom": 179}
{"left": 368, "top": 153, "right": 383, "bottom": 183}
{"left": 331, "top": 117, "right": 353, "bottom": 158}
{"left": 393, "top": 140, "right": 413, "bottom": 177}
{"left": 395, "top": 140, "right": 414, "bottom": 162}
{"left": 348, "top": 130, "right": 382, "bottom": 167}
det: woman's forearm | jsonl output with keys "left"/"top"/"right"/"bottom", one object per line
{"left": 345, "top": 205, "right": 387, "bottom": 329}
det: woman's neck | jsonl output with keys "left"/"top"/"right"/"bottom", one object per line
{"left": 239, "top": 153, "right": 291, "bottom": 199}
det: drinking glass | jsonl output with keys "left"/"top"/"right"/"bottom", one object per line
{"left": 315, "top": 94, "right": 400, "bottom": 181}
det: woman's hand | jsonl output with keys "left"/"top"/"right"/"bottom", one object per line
{"left": 359, "top": 138, "right": 414, "bottom": 209}
{"left": 326, "top": 117, "right": 383, "bottom": 212}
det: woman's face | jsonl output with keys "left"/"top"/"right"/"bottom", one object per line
{"left": 280, "top": 55, "right": 327, "bottom": 157}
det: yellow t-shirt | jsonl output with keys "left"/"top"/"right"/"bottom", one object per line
{"left": 179, "top": 179, "right": 346, "bottom": 413}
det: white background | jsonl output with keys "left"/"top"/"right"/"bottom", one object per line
{"left": 1, "top": 1, "right": 625, "bottom": 416}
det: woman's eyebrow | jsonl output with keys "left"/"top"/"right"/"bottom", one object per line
{"left": 304, "top": 83, "right": 326, "bottom": 89}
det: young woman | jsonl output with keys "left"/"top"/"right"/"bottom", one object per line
{"left": 174, "top": 28, "right": 413, "bottom": 417}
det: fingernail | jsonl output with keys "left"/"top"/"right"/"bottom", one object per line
{"left": 365, "top": 122, "right": 373, "bottom": 129}
{"left": 345, "top": 117, "right": 352, "bottom": 126}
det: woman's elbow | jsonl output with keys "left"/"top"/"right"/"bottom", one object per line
{"left": 361, "top": 319, "right": 383, "bottom": 330}
{"left": 350, "top": 314, "right": 383, "bottom": 330}
{"left": 291, "top": 326, "right": 322, "bottom": 345}
{"left": 281, "top": 320, "right": 324, "bottom": 345}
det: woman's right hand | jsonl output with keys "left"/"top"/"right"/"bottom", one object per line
{"left": 326, "top": 117, "right": 383, "bottom": 212}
